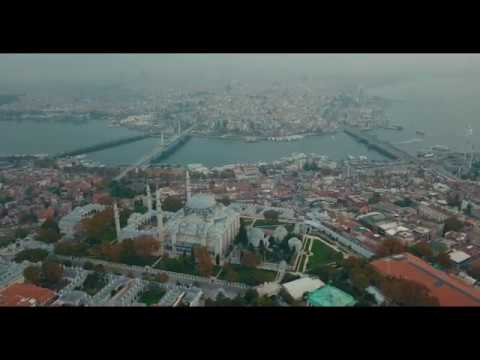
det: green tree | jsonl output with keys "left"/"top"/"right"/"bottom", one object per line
{"left": 443, "top": 216, "right": 464, "bottom": 235}
{"left": 14, "top": 248, "right": 49, "bottom": 263}
{"left": 162, "top": 196, "right": 184, "bottom": 212}
{"left": 264, "top": 210, "right": 280, "bottom": 222}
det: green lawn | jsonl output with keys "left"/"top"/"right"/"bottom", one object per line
{"left": 139, "top": 286, "right": 167, "bottom": 306}
{"left": 219, "top": 264, "right": 276, "bottom": 286}
{"left": 154, "top": 257, "right": 198, "bottom": 275}
{"left": 307, "top": 240, "right": 342, "bottom": 270}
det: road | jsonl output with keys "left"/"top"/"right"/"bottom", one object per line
{"left": 53, "top": 255, "right": 250, "bottom": 294}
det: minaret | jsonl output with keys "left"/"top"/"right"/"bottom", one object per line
{"left": 113, "top": 202, "right": 121, "bottom": 241}
{"left": 146, "top": 182, "right": 153, "bottom": 213}
{"left": 178, "top": 121, "right": 181, "bottom": 136}
{"left": 161, "top": 132, "right": 164, "bottom": 146}
{"left": 156, "top": 188, "right": 164, "bottom": 255}
{"left": 185, "top": 170, "right": 191, "bottom": 202}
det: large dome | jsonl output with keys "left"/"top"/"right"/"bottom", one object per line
{"left": 186, "top": 194, "right": 216, "bottom": 210}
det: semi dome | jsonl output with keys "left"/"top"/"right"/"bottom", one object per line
{"left": 186, "top": 194, "right": 216, "bottom": 210}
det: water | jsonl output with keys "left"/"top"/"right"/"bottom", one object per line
{"left": 2, "top": 74, "right": 480, "bottom": 165}
{"left": 152, "top": 134, "right": 387, "bottom": 167}
{"left": 0, "top": 119, "right": 141, "bottom": 156}
{"left": 367, "top": 75, "right": 480, "bottom": 155}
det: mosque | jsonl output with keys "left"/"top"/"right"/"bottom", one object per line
{"left": 113, "top": 171, "right": 240, "bottom": 261}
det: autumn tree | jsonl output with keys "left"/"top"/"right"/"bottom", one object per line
{"left": 241, "top": 250, "right": 261, "bottom": 268}
{"left": 80, "top": 208, "right": 116, "bottom": 245}
{"left": 41, "top": 261, "right": 64, "bottom": 286}
{"left": 193, "top": 246, "right": 214, "bottom": 277}
{"left": 133, "top": 236, "right": 160, "bottom": 258}
{"left": 379, "top": 276, "right": 440, "bottom": 306}
{"left": 435, "top": 252, "right": 452, "bottom": 269}
{"left": 23, "top": 265, "right": 42, "bottom": 285}
{"left": 37, "top": 218, "right": 61, "bottom": 243}
{"left": 377, "top": 238, "right": 406, "bottom": 257}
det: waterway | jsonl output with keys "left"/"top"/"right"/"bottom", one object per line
{"left": 1, "top": 73, "right": 479, "bottom": 166}
{"left": 366, "top": 75, "right": 480, "bottom": 155}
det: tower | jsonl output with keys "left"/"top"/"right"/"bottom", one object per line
{"left": 146, "top": 182, "right": 153, "bottom": 213}
{"left": 178, "top": 121, "right": 181, "bottom": 136}
{"left": 185, "top": 170, "right": 191, "bottom": 202}
{"left": 156, "top": 188, "right": 164, "bottom": 255}
{"left": 161, "top": 132, "right": 164, "bottom": 146}
{"left": 113, "top": 202, "right": 121, "bottom": 241}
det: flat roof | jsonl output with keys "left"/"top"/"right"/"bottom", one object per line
{"left": 307, "top": 285, "right": 356, "bottom": 307}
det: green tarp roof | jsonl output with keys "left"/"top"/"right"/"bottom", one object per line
{"left": 307, "top": 285, "right": 356, "bottom": 307}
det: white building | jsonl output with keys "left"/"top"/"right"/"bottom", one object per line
{"left": 282, "top": 277, "right": 325, "bottom": 301}
{"left": 165, "top": 193, "right": 240, "bottom": 259}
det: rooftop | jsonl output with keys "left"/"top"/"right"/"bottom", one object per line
{"left": 186, "top": 194, "right": 216, "bottom": 210}
{"left": 307, "top": 285, "right": 356, "bottom": 307}
{"left": 0, "top": 283, "right": 57, "bottom": 306}
{"left": 371, "top": 253, "right": 480, "bottom": 306}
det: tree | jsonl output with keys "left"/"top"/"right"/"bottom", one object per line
{"left": 379, "top": 276, "right": 439, "bottom": 306}
{"left": 41, "top": 261, "right": 64, "bottom": 286}
{"left": 83, "top": 261, "right": 94, "bottom": 270}
{"left": 37, "top": 227, "right": 61, "bottom": 243}
{"left": 409, "top": 242, "right": 433, "bottom": 259}
{"left": 134, "top": 200, "right": 148, "bottom": 214}
{"left": 237, "top": 223, "right": 248, "bottom": 246}
{"left": 162, "top": 196, "right": 183, "bottom": 212}
{"left": 155, "top": 273, "right": 169, "bottom": 283}
{"left": 215, "top": 254, "right": 220, "bottom": 266}
{"left": 218, "top": 196, "right": 231, "bottom": 206}
{"left": 263, "top": 210, "right": 280, "bottom": 222}
{"left": 368, "top": 192, "right": 382, "bottom": 205}
{"left": 80, "top": 208, "right": 116, "bottom": 245}
{"left": 443, "top": 216, "right": 464, "bottom": 235}
{"left": 14, "top": 248, "right": 49, "bottom": 263}
{"left": 241, "top": 250, "right": 261, "bottom": 268}
{"left": 193, "top": 246, "right": 214, "bottom": 277}
{"left": 133, "top": 236, "right": 160, "bottom": 258}
{"left": 23, "top": 265, "right": 42, "bottom": 285}
{"left": 244, "top": 289, "right": 259, "bottom": 305}
{"left": 14, "top": 227, "right": 29, "bottom": 239}
{"left": 464, "top": 203, "right": 473, "bottom": 217}
{"left": 377, "top": 239, "right": 406, "bottom": 257}
{"left": 436, "top": 252, "right": 452, "bottom": 269}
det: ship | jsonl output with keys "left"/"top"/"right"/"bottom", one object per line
{"left": 416, "top": 130, "right": 425, "bottom": 136}
{"left": 385, "top": 124, "right": 404, "bottom": 131}
{"left": 432, "top": 145, "right": 450, "bottom": 152}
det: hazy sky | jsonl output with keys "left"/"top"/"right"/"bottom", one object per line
{"left": 1, "top": 54, "right": 480, "bottom": 94}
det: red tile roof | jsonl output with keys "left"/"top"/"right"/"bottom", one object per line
{"left": 371, "top": 253, "right": 480, "bottom": 306}
{"left": 0, "top": 283, "right": 57, "bottom": 307}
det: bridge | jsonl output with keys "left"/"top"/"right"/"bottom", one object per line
{"left": 113, "top": 126, "right": 195, "bottom": 181}
{"left": 343, "top": 127, "right": 419, "bottom": 163}
{"left": 51, "top": 133, "right": 152, "bottom": 159}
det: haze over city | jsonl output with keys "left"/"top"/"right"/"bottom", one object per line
{"left": 1, "top": 53, "right": 480, "bottom": 307}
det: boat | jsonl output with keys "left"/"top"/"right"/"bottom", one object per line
{"left": 432, "top": 145, "right": 450, "bottom": 152}
{"left": 416, "top": 130, "right": 425, "bottom": 136}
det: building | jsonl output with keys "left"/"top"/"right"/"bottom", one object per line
{"left": 371, "top": 253, "right": 480, "bottom": 306}
{"left": 282, "top": 277, "right": 325, "bottom": 301}
{"left": 59, "top": 203, "right": 106, "bottom": 240}
{"left": 307, "top": 285, "right": 357, "bottom": 307}
{"left": 0, "top": 283, "right": 57, "bottom": 306}
{"left": 0, "top": 260, "right": 27, "bottom": 289}
{"left": 114, "top": 183, "right": 164, "bottom": 255}
{"left": 165, "top": 193, "right": 240, "bottom": 259}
